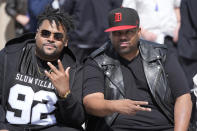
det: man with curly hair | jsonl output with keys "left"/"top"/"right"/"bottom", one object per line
{"left": 0, "top": 6, "right": 85, "bottom": 131}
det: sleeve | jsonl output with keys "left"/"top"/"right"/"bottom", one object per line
{"left": 122, "top": 0, "right": 137, "bottom": 9}
{"left": 0, "top": 49, "right": 9, "bottom": 130}
{"left": 55, "top": 94, "right": 85, "bottom": 128}
{"left": 174, "top": 0, "right": 181, "bottom": 8}
{"left": 83, "top": 59, "right": 105, "bottom": 97}
{"left": 5, "top": 0, "right": 18, "bottom": 18}
{"left": 164, "top": 52, "right": 190, "bottom": 99}
{"left": 55, "top": 66, "right": 85, "bottom": 128}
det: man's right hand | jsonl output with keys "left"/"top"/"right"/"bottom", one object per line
{"left": 83, "top": 92, "right": 151, "bottom": 117}
{"left": 112, "top": 99, "right": 151, "bottom": 115}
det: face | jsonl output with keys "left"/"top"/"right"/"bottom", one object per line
{"left": 110, "top": 28, "right": 141, "bottom": 58}
{"left": 35, "top": 20, "right": 68, "bottom": 61}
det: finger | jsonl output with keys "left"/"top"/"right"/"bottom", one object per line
{"left": 133, "top": 101, "right": 149, "bottom": 105}
{"left": 135, "top": 105, "right": 151, "bottom": 112}
{"left": 45, "top": 70, "right": 53, "bottom": 79}
{"left": 57, "top": 59, "right": 64, "bottom": 72}
{"left": 65, "top": 67, "right": 70, "bottom": 78}
{"left": 47, "top": 62, "right": 59, "bottom": 74}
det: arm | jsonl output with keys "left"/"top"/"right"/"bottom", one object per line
{"left": 174, "top": 93, "right": 192, "bottom": 131}
{"left": 83, "top": 59, "right": 151, "bottom": 117}
{"left": 164, "top": 52, "right": 192, "bottom": 130}
{"left": 173, "top": 7, "right": 181, "bottom": 43}
{"left": 140, "top": 28, "right": 157, "bottom": 42}
{"left": 83, "top": 92, "right": 151, "bottom": 117}
{"left": 5, "top": 0, "right": 29, "bottom": 26}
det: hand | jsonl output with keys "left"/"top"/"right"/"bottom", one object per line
{"left": 141, "top": 29, "right": 157, "bottom": 42}
{"left": 114, "top": 99, "right": 151, "bottom": 115}
{"left": 173, "top": 22, "right": 180, "bottom": 43}
{"left": 45, "top": 59, "right": 70, "bottom": 97}
{"left": 16, "top": 14, "right": 29, "bottom": 26}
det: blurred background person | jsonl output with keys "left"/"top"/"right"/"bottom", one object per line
{"left": 28, "top": 0, "right": 53, "bottom": 32}
{"left": 178, "top": 0, "right": 197, "bottom": 129}
{"left": 0, "top": 0, "right": 15, "bottom": 50}
{"left": 6, "top": 0, "right": 30, "bottom": 37}
{"left": 60, "top": 0, "right": 123, "bottom": 63}
{"left": 122, "top": 0, "right": 181, "bottom": 55}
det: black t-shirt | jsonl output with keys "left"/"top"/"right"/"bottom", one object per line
{"left": 83, "top": 51, "right": 190, "bottom": 131}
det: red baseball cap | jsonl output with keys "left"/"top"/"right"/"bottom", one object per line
{"left": 105, "top": 7, "right": 140, "bottom": 32}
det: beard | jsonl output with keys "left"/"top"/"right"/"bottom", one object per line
{"left": 35, "top": 43, "right": 60, "bottom": 61}
{"left": 116, "top": 41, "right": 138, "bottom": 55}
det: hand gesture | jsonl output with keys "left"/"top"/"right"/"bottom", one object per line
{"left": 114, "top": 99, "right": 151, "bottom": 115}
{"left": 45, "top": 59, "right": 70, "bottom": 97}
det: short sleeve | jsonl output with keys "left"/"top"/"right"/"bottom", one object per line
{"left": 83, "top": 59, "right": 105, "bottom": 97}
{"left": 164, "top": 52, "right": 190, "bottom": 99}
{"left": 174, "top": 0, "right": 181, "bottom": 8}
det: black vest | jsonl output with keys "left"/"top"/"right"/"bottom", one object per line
{"left": 88, "top": 40, "right": 174, "bottom": 130}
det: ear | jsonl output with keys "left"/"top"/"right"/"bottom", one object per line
{"left": 109, "top": 32, "right": 112, "bottom": 40}
{"left": 138, "top": 27, "right": 141, "bottom": 37}
{"left": 35, "top": 29, "right": 39, "bottom": 39}
{"left": 64, "top": 39, "right": 68, "bottom": 47}
{"left": 35, "top": 33, "right": 38, "bottom": 39}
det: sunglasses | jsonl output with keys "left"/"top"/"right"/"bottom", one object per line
{"left": 40, "top": 30, "right": 64, "bottom": 41}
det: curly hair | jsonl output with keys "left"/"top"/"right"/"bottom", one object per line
{"left": 37, "top": 6, "right": 74, "bottom": 33}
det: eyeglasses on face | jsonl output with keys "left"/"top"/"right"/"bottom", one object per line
{"left": 40, "top": 29, "right": 64, "bottom": 41}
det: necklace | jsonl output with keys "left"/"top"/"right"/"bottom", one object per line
{"left": 36, "top": 63, "right": 52, "bottom": 76}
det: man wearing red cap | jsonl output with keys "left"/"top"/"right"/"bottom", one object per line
{"left": 82, "top": 7, "right": 192, "bottom": 131}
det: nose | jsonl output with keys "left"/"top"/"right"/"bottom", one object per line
{"left": 119, "top": 32, "right": 127, "bottom": 40}
{"left": 47, "top": 34, "right": 55, "bottom": 42}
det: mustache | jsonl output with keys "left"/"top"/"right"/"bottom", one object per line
{"left": 120, "top": 39, "right": 129, "bottom": 42}
{"left": 43, "top": 43, "right": 57, "bottom": 48}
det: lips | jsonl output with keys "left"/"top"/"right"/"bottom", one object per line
{"left": 44, "top": 43, "right": 56, "bottom": 48}
{"left": 120, "top": 42, "right": 129, "bottom": 47}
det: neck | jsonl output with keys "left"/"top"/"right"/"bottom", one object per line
{"left": 121, "top": 49, "right": 139, "bottom": 61}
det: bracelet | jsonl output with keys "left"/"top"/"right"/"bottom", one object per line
{"left": 62, "top": 90, "right": 71, "bottom": 98}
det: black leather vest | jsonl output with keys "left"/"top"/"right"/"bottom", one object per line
{"left": 90, "top": 40, "right": 174, "bottom": 127}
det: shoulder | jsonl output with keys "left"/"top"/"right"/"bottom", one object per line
{"left": 139, "top": 39, "right": 167, "bottom": 62}
{"left": 89, "top": 41, "right": 111, "bottom": 59}
{"left": 139, "top": 39, "right": 167, "bottom": 50}
{"left": 4, "top": 33, "right": 36, "bottom": 53}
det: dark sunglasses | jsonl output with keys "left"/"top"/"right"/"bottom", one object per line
{"left": 40, "top": 30, "right": 64, "bottom": 41}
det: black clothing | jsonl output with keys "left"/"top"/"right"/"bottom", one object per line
{"left": 164, "top": 36, "right": 178, "bottom": 58}
{"left": 178, "top": 0, "right": 197, "bottom": 61}
{"left": 178, "top": 0, "right": 197, "bottom": 129}
{"left": 83, "top": 40, "right": 190, "bottom": 131}
{"left": 28, "top": 0, "right": 53, "bottom": 32}
{"left": 177, "top": 0, "right": 197, "bottom": 89}
{"left": 60, "top": 0, "right": 122, "bottom": 63}
{"left": 0, "top": 33, "right": 85, "bottom": 131}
